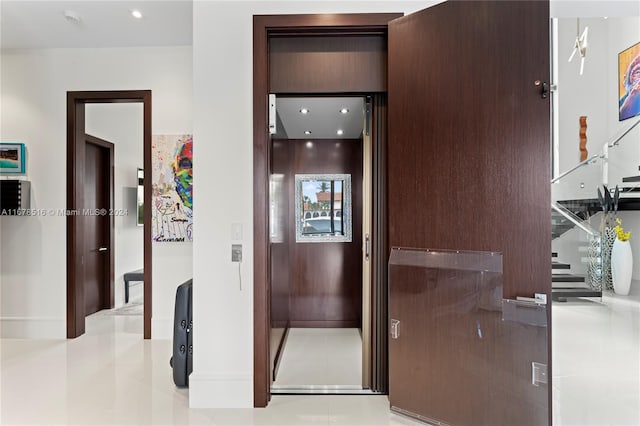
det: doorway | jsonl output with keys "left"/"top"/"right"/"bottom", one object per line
{"left": 269, "top": 96, "right": 367, "bottom": 392}
{"left": 66, "top": 90, "right": 152, "bottom": 339}
{"left": 254, "top": 5, "right": 552, "bottom": 423}
{"left": 253, "top": 14, "right": 397, "bottom": 406}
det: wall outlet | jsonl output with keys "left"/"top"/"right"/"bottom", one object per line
{"left": 232, "top": 244, "right": 242, "bottom": 262}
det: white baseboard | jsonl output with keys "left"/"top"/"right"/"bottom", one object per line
{"left": 189, "top": 372, "right": 253, "bottom": 408}
{"left": 152, "top": 317, "right": 173, "bottom": 339}
{"left": 0, "top": 317, "right": 65, "bottom": 338}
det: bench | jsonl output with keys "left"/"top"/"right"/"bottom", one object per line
{"left": 123, "top": 269, "right": 144, "bottom": 304}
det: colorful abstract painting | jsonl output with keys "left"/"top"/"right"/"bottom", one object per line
{"left": 619, "top": 41, "right": 640, "bottom": 121}
{"left": 152, "top": 135, "right": 193, "bottom": 242}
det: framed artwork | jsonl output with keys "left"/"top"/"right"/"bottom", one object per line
{"left": 619, "top": 41, "right": 640, "bottom": 121}
{"left": 151, "top": 135, "right": 193, "bottom": 242}
{"left": 294, "top": 173, "right": 352, "bottom": 243}
{"left": 0, "top": 143, "right": 26, "bottom": 174}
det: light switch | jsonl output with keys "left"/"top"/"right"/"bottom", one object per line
{"left": 231, "top": 223, "right": 243, "bottom": 241}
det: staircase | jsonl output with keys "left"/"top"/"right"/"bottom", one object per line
{"left": 551, "top": 252, "right": 600, "bottom": 302}
{"left": 551, "top": 118, "right": 640, "bottom": 302}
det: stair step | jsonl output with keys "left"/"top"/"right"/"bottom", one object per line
{"left": 552, "top": 287, "right": 602, "bottom": 301}
{"left": 552, "top": 262, "right": 570, "bottom": 269}
{"left": 552, "top": 273, "right": 585, "bottom": 283}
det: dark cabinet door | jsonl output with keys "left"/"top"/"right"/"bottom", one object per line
{"left": 387, "top": 1, "right": 551, "bottom": 424}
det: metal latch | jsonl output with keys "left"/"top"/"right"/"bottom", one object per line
{"left": 531, "top": 362, "right": 548, "bottom": 386}
{"left": 390, "top": 319, "right": 400, "bottom": 339}
{"left": 268, "top": 94, "right": 276, "bottom": 134}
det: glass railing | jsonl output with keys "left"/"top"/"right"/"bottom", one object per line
{"left": 551, "top": 118, "right": 640, "bottom": 291}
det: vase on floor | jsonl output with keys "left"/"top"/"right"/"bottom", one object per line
{"left": 601, "top": 226, "right": 617, "bottom": 290}
{"left": 611, "top": 238, "right": 633, "bottom": 296}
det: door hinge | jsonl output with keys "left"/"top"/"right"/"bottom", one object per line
{"left": 534, "top": 80, "right": 549, "bottom": 99}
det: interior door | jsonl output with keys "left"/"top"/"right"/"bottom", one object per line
{"left": 84, "top": 139, "right": 110, "bottom": 316}
{"left": 387, "top": 1, "right": 551, "bottom": 425}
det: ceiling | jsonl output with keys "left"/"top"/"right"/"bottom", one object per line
{"left": 0, "top": 1, "right": 193, "bottom": 49}
{"left": 274, "top": 97, "right": 365, "bottom": 140}
{"left": 1, "top": 1, "right": 638, "bottom": 50}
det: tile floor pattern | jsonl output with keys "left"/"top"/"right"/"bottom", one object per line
{"left": 1, "top": 291, "right": 639, "bottom": 425}
{"left": 273, "top": 328, "right": 362, "bottom": 387}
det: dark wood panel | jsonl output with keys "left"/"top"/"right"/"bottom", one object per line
{"left": 86, "top": 134, "right": 115, "bottom": 310}
{"left": 387, "top": 1, "right": 551, "bottom": 300}
{"left": 387, "top": 1, "right": 551, "bottom": 424}
{"left": 83, "top": 142, "right": 107, "bottom": 315}
{"left": 371, "top": 94, "right": 388, "bottom": 393}
{"left": 270, "top": 36, "right": 386, "bottom": 93}
{"left": 270, "top": 139, "right": 291, "bottom": 379}
{"left": 276, "top": 139, "right": 363, "bottom": 327}
{"left": 388, "top": 260, "right": 548, "bottom": 426}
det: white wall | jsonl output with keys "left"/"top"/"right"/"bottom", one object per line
{"left": 554, "top": 15, "right": 640, "bottom": 288}
{"left": 190, "top": 0, "right": 441, "bottom": 409}
{"left": 85, "top": 104, "right": 144, "bottom": 308}
{"left": 0, "top": 46, "right": 193, "bottom": 339}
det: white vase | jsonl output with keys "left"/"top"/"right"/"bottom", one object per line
{"left": 611, "top": 238, "right": 633, "bottom": 296}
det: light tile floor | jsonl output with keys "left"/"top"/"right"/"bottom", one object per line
{"left": 552, "top": 291, "right": 640, "bottom": 426}
{"left": 2, "top": 291, "right": 639, "bottom": 425}
{"left": 273, "top": 328, "right": 362, "bottom": 387}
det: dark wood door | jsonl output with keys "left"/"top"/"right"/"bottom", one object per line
{"left": 387, "top": 1, "right": 551, "bottom": 425}
{"left": 84, "top": 140, "right": 110, "bottom": 315}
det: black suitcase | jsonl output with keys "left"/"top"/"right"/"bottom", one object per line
{"left": 169, "top": 279, "right": 193, "bottom": 387}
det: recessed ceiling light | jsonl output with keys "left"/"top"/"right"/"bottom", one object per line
{"left": 337, "top": 129, "right": 344, "bottom": 135}
{"left": 603, "top": 16, "right": 608, "bottom": 20}
{"left": 340, "top": 108, "right": 349, "bottom": 114}
{"left": 300, "top": 108, "right": 309, "bottom": 114}
{"left": 304, "top": 130, "right": 312, "bottom": 135}
{"left": 131, "top": 9, "right": 143, "bottom": 19}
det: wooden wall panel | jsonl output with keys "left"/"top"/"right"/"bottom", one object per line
{"left": 387, "top": 1, "right": 551, "bottom": 300}
{"left": 269, "top": 36, "right": 387, "bottom": 93}
{"left": 270, "top": 139, "right": 291, "bottom": 378}
{"left": 387, "top": 1, "right": 551, "bottom": 423}
{"left": 273, "top": 138, "right": 363, "bottom": 327}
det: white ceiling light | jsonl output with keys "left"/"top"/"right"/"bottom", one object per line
{"left": 131, "top": 9, "right": 143, "bottom": 19}
{"left": 63, "top": 10, "right": 81, "bottom": 23}
{"left": 568, "top": 18, "right": 589, "bottom": 75}
{"left": 300, "top": 108, "right": 309, "bottom": 114}
{"left": 337, "top": 129, "right": 344, "bottom": 135}
{"left": 304, "top": 130, "right": 312, "bottom": 135}
{"left": 340, "top": 108, "right": 349, "bottom": 114}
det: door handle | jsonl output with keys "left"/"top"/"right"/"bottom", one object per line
{"left": 365, "top": 233, "right": 370, "bottom": 261}
{"left": 93, "top": 247, "right": 108, "bottom": 252}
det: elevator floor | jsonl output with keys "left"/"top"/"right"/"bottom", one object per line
{"left": 273, "top": 328, "right": 362, "bottom": 387}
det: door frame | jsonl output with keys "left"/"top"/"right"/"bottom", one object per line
{"left": 83, "top": 134, "right": 115, "bottom": 314}
{"left": 253, "top": 13, "right": 401, "bottom": 407}
{"left": 67, "top": 90, "right": 152, "bottom": 339}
